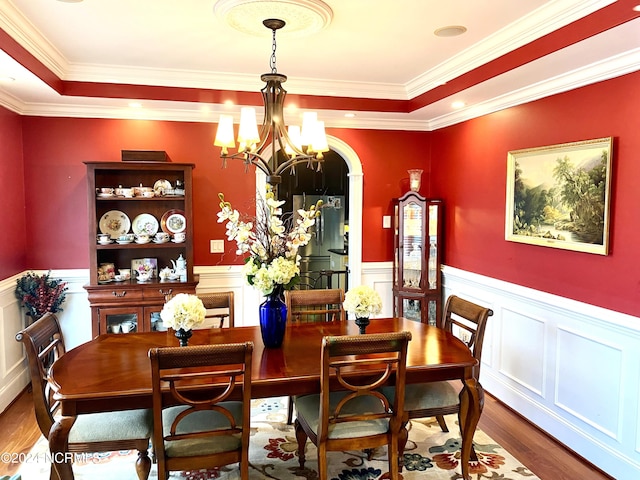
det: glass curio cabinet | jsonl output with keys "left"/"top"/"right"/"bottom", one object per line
{"left": 392, "top": 192, "right": 443, "bottom": 325}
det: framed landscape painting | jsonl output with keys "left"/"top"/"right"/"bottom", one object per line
{"left": 505, "top": 137, "right": 613, "bottom": 255}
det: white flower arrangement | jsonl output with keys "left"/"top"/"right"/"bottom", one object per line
{"left": 218, "top": 185, "right": 322, "bottom": 296}
{"left": 160, "top": 293, "right": 206, "bottom": 331}
{"left": 343, "top": 285, "right": 383, "bottom": 318}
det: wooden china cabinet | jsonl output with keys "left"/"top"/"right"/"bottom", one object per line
{"left": 392, "top": 192, "right": 443, "bottom": 325}
{"left": 84, "top": 161, "right": 199, "bottom": 337}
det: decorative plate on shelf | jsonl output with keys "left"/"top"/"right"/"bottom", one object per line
{"left": 153, "top": 179, "right": 172, "bottom": 196}
{"left": 99, "top": 210, "right": 131, "bottom": 239}
{"left": 161, "top": 209, "right": 186, "bottom": 234}
{"left": 132, "top": 213, "right": 159, "bottom": 236}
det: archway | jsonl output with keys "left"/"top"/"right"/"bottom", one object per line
{"left": 256, "top": 135, "right": 363, "bottom": 289}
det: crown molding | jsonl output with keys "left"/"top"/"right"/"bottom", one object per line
{"left": 428, "top": 48, "right": 640, "bottom": 130}
{"left": 0, "top": 0, "right": 68, "bottom": 78}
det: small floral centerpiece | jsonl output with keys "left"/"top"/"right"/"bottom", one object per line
{"left": 160, "top": 293, "right": 206, "bottom": 346}
{"left": 344, "top": 285, "right": 382, "bottom": 333}
{"left": 15, "top": 271, "right": 68, "bottom": 323}
{"left": 217, "top": 184, "right": 322, "bottom": 296}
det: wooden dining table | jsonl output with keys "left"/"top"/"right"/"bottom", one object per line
{"left": 48, "top": 318, "right": 482, "bottom": 480}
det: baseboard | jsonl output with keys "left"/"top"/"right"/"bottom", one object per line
{"left": 484, "top": 390, "right": 614, "bottom": 479}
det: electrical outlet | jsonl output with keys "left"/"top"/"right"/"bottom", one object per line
{"left": 382, "top": 215, "right": 391, "bottom": 228}
{"left": 210, "top": 239, "right": 225, "bottom": 253}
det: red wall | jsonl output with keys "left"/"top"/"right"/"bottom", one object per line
{"left": 0, "top": 107, "right": 26, "bottom": 278}
{"left": 18, "top": 118, "right": 428, "bottom": 269}
{"left": 431, "top": 70, "right": 640, "bottom": 318}
{"left": 9, "top": 70, "right": 640, "bottom": 318}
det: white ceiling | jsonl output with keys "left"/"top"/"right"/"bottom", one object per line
{"left": 0, "top": 0, "right": 639, "bottom": 130}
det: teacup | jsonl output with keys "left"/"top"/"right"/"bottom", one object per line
{"left": 120, "top": 321, "right": 135, "bottom": 333}
{"left": 142, "top": 191, "right": 155, "bottom": 198}
{"left": 97, "top": 234, "right": 110, "bottom": 244}
{"left": 118, "top": 234, "right": 133, "bottom": 243}
{"left": 135, "top": 234, "right": 150, "bottom": 244}
{"left": 121, "top": 188, "right": 134, "bottom": 198}
{"left": 113, "top": 274, "right": 125, "bottom": 282}
{"left": 119, "top": 268, "right": 131, "bottom": 279}
{"left": 135, "top": 186, "right": 153, "bottom": 196}
{"left": 173, "top": 232, "right": 186, "bottom": 243}
{"left": 155, "top": 232, "right": 169, "bottom": 243}
{"left": 109, "top": 323, "right": 121, "bottom": 334}
{"left": 99, "top": 187, "right": 114, "bottom": 194}
{"left": 114, "top": 186, "right": 124, "bottom": 196}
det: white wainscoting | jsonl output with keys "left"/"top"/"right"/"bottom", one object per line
{"left": 443, "top": 266, "right": 640, "bottom": 480}
{"left": 1, "top": 265, "right": 639, "bottom": 479}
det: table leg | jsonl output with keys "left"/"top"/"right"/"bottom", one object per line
{"left": 49, "top": 416, "right": 76, "bottom": 480}
{"left": 458, "top": 377, "right": 482, "bottom": 480}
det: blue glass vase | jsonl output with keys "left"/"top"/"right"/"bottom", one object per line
{"left": 259, "top": 286, "right": 287, "bottom": 348}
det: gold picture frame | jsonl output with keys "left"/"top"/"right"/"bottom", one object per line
{"left": 505, "top": 137, "right": 613, "bottom": 255}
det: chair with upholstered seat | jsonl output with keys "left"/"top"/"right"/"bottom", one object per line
{"left": 285, "top": 288, "right": 345, "bottom": 323}
{"left": 148, "top": 341, "right": 253, "bottom": 480}
{"left": 384, "top": 294, "right": 493, "bottom": 469}
{"left": 197, "top": 291, "right": 235, "bottom": 328}
{"left": 294, "top": 331, "right": 412, "bottom": 480}
{"left": 284, "top": 288, "right": 346, "bottom": 423}
{"left": 15, "top": 312, "right": 152, "bottom": 480}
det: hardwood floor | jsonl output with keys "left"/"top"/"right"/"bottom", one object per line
{"left": 0, "top": 387, "right": 613, "bottom": 479}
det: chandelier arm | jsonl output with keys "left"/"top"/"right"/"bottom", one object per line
{"left": 222, "top": 151, "right": 272, "bottom": 177}
{"left": 274, "top": 155, "right": 320, "bottom": 176}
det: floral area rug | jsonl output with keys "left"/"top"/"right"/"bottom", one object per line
{"left": 19, "top": 397, "right": 539, "bottom": 480}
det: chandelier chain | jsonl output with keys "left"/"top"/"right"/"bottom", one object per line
{"left": 270, "top": 27, "right": 278, "bottom": 74}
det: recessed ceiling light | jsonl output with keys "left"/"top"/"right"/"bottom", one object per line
{"left": 344, "top": 113, "right": 355, "bottom": 118}
{"left": 452, "top": 101, "right": 466, "bottom": 109}
{"left": 434, "top": 25, "right": 467, "bottom": 37}
{"left": 633, "top": 5, "right": 640, "bottom": 12}
{"left": 129, "top": 102, "right": 142, "bottom": 108}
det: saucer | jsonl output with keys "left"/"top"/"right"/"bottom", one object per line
{"left": 171, "top": 238, "right": 185, "bottom": 243}
{"left": 135, "top": 239, "right": 150, "bottom": 244}
{"left": 153, "top": 239, "right": 169, "bottom": 244}
{"left": 98, "top": 240, "right": 112, "bottom": 245}
{"left": 116, "top": 239, "right": 133, "bottom": 244}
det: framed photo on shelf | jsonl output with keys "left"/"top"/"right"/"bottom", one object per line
{"left": 131, "top": 257, "right": 158, "bottom": 278}
{"left": 505, "top": 137, "right": 613, "bottom": 255}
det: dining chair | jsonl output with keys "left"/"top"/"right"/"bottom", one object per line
{"left": 284, "top": 288, "right": 346, "bottom": 423}
{"left": 15, "top": 312, "right": 152, "bottom": 480}
{"left": 383, "top": 294, "right": 493, "bottom": 470}
{"left": 293, "top": 331, "right": 412, "bottom": 480}
{"left": 285, "top": 288, "right": 346, "bottom": 323}
{"left": 197, "top": 291, "right": 235, "bottom": 328}
{"left": 148, "top": 341, "right": 253, "bottom": 480}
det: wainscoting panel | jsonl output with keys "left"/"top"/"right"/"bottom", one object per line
{"left": 498, "top": 307, "right": 546, "bottom": 397}
{"left": 443, "top": 266, "right": 640, "bottom": 480}
{"left": 555, "top": 326, "right": 622, "bottom": 439}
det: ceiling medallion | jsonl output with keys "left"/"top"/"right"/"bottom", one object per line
{"left": 214, "top": 0, "right": 333, "bottom": 37}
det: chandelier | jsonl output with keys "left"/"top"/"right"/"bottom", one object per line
{"left": 214, "top": 18, "right": 329, "bottom": 185}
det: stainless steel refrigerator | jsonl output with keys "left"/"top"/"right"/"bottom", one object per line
{"left": 293, "top": 194, "right": 345, "bottom": 288}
